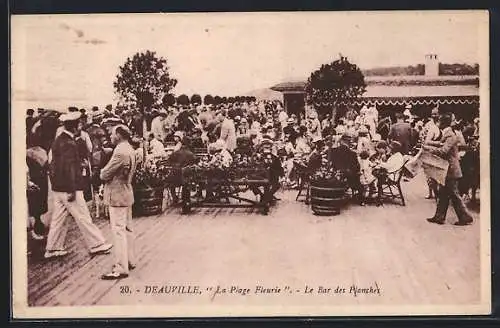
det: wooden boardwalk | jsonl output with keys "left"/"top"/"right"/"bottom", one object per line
{"left": 26, "top": 174, "right": 482, "bottom": 308}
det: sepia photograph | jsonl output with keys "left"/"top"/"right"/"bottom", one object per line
{"left": 11, "top": 10, "right": 490, "bottom": 318}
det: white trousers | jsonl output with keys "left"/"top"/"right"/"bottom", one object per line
{"left": 108, "top": 206, "right": 135, "bottom": 274}
{"left": 46, "top": 191, "right": 107, "bottom": 251}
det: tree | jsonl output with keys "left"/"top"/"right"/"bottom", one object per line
{"left": 177, "top": 94, "right": 190, "bottom": 106}
{"left": 305, "top": 55, "right": 366, "bottom": 120}
{"left": 191, "top": 94, "right": 202, "bottom": 105}
{"left": 114, "top": 50, "right": 177, "bottom": 112}
{"left": 228, "top": 97, "right": 235, "bottom": 103}
{"left": 162, "top": 93, "right": 176, "bottom": 107}
{"left": 214, "top": 96, "right": 222, "bottom": 105}
{"left": 204, "top": 94, "right": 214, "bottom": 105}
{"left": 222, "top": 97, "right": 228, "bottom": 104}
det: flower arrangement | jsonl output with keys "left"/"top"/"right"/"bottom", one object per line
{"left": 310, "top": 153, "right": 348, "bottom": 187}
{"left": 132, "top": 154, "right": 171, "bottom": 189}
{"left": 187, "top": 149, "right": 271, "bottom": 183}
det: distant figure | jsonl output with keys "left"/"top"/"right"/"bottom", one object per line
{"left": 26, "top": 109, "right": 36, "bottom": 135}
{"left": 147, "top": 133, "right": 167, "bottom": 157}
{"left": 166, "top": 137, "right": 198, "bottom": 207}
{"left": 388, "top": 112, "right": 412, "bottom": 154}
{"left": 219, "top": 110, "right": 237, "bottom": 151}
{"left": 328, "top": 133, "right": 364, "bottom": 205}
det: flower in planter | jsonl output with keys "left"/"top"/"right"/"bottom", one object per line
{"left": 132, "top": 154, "right": 171, "bottom": 189}
{"left": 310, "top": 155, "right": 348, "bottom": 187}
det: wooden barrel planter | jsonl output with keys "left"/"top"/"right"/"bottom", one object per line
{"left": 310, "top": 181, "right": 347, "bottom": 216}
{"left": 132, "top": 186, "right": 164, "bottom": 217}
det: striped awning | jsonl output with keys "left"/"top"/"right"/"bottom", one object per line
{"left": 349, "top": 96, "right": 479, "bottom": 106}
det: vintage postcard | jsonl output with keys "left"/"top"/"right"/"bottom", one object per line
{"left": 11, "top": 11, "right": 490, "bottom": 318}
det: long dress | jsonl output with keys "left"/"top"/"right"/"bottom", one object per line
{"left": 26, "top": 151, "right": 49, "bottom": 218}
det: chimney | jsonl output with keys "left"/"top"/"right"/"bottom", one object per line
{"left": 425, "top": 54, "right": 439, "bottom": 76}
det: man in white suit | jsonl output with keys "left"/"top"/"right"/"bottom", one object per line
{"left": 100, "top": 125, "right": 138, "bottom": 280}
{"left": 219, "top": 110, "right": 237, "bottom": 152}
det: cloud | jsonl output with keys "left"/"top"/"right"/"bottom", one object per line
{"left": 61, "top": 23, "right": 106, "bottom": 45}
{"left": 59, "top": 23, "right": 85, "bottom": 38}
{"left": 74, "top": 38, "right": 107, "bottom": 45}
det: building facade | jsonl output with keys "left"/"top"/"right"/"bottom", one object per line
{"left": 270, "top": 56, "right": 479, "bottom": 121}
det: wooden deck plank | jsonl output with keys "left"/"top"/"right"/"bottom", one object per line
{"left": 26, "top": 173, "right": 482, "bottom": 308}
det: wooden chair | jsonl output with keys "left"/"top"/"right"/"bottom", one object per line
{"left": 193, "top": 147, "right": 209, "bottom": 160}
{"left": 294, "top": 161, "right": 311, "bottom": 203}
{"left": 376, "top": 160, "right": 409, "bottom": 206}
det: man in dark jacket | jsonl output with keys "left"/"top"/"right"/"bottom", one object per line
{"left": 251, "top": 139, "right": 284, "bottom": 203}
{"left": 424, "top": 114, "right": 473, "bottom": 226}
{"left": 44, "top": 112, "right": 113, "bottom": 260}
{"left": 328, "top": 133, "right": 364, "bottom": 205}
{"left": 388, "top": 112, "right": 412, "bottom": 154}
{"left": 166, "top": 139, "right": 198, "bottom": 209}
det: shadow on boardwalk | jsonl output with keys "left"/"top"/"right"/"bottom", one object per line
{"left": 26, "top": 174, "right": 482, "bottom": 308}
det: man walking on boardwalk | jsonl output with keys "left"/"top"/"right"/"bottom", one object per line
{"left": 44, "top": 112, "right": 113, "bottom": 259}
{"left": 100, "top": 125, "right": 138, "bottom": 280}
{"left": 424, "top": 114, "right": 473, "bottom": 226}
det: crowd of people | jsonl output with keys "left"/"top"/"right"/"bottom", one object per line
{"left": 25, "top": 98, "right": 481, "bottom": 278}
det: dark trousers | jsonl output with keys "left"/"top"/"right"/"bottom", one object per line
{"left": 347, "top": 175, "right": 364, "bottom": 204}
{"left": 251, "top": 179, "right": 278, "bottom": 202}
{"left": 169, "top": 185, "right": 190, "bottom": 204}
{"left": 434, "top": 178, "right": 473, "bottom": 223}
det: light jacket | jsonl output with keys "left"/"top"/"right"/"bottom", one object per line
{"left": 100, "top": 141, "right": 137, "bottom": 206}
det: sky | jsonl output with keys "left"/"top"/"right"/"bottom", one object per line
{"left": 11, "top": 11, "right": 488, "bottom": 110}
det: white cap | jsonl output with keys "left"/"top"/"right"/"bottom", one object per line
{"left": 174, "top": 131, "right": 184, "bottom": 138}
{"left": 405, "top": 104, "right": 412, "bottom": 109}
{"left": 312, "top": 136, "right": 323, "bottom": 143}
{"left": 59, "top": 111, "right": 81, "bottom": 122}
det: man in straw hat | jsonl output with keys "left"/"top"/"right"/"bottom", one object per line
{"left": 423, "top": 114, "right": 473, "bottom": 226}
{"left": 44, "top": 111, "right": 113, "bottom": 260}
{"left": 100, "top": 124, "right": 138, "bottom": 279}
{"left": 151, "top": 108, "right": 168, "bottom": 143}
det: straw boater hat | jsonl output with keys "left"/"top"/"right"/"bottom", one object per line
{"left": 287, "top": 118, "right": 294, "bottom": 124}
{"left": 174, "top": 131, "right": 184, "bottom": 139}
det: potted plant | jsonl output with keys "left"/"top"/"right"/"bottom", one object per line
{"left": 132, "top": 154, "right": 170, "bottom": 216}
{"left": 309, "top": 155, "right": 349, "bottom": 216}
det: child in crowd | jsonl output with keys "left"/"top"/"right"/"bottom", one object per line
{"left": 359, "top": 150, "right": 377, "bottom": 200}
